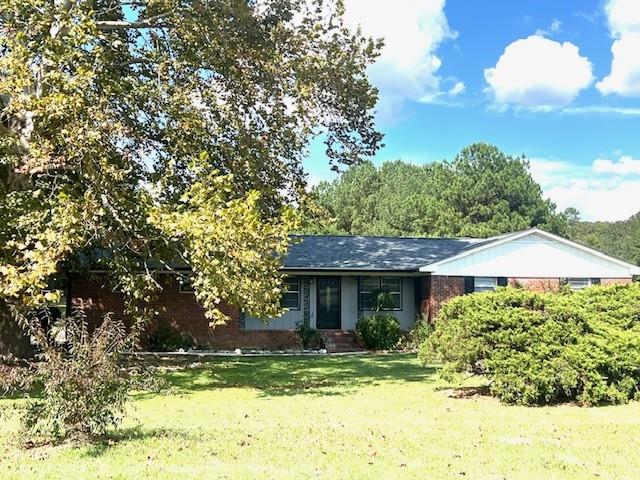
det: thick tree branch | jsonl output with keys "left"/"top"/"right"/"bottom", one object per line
{"left": 96, "top": 13, "right": 171, "bottom": 31}
{"left": 116, "top": 58, "right": 156, "bottom": 68}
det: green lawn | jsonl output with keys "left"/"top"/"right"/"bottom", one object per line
{"left": 2, "top": 354, "right": 640, "bottom": 479}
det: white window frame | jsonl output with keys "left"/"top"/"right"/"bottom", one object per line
{"left": 474, "top": 277, "right": 498, "bottom": 293}
{"left": 567, "top": 278, "right": 590, "bottom": 291}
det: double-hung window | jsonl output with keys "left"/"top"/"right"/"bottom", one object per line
{"left": 358, "top": 276, "right": 402, "bottom": 310}
{"left": 281, "top": 276, "right": 300, "bottom": 310}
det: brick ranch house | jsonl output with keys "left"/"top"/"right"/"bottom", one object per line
{"left": 66, "top": 228, "right": 639, "bottom": 350}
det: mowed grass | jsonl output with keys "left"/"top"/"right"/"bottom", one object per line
{"left": 2, "top": 354, "right": 640, "bottom": 479}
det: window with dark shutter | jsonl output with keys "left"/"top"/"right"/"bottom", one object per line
{"left": 497, "top": 277, "right": 508, "bottom": 287}
{"left": 464, "top": 276, "right": 475, "bottom": 294}
{"left": 473, "top": 277, "right": 498, "bottom": 292}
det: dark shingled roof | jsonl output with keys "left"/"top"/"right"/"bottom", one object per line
{"left": 282, "top": 235, "right": 494, "bottom": 271}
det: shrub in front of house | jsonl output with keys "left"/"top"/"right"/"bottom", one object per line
{"left": 401, "top": 314, "right": 434, "bottom": 351}
{"left": 294, "top": 321, "right": 324, "bottom": 349}
{"left": 21, "top": 311, "right": 158, "bottom": 441}
{"left": 421, "top": 284, "right": 640, "bottom": 406}
{"left": 356, "top": 314, "right": 401, "bottom": 350}
{"left": 146, "top": 320, "right": 195, "bottom": 351}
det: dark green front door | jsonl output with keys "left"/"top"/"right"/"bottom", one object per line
{"left": 317, "top": 277, "right": 341, "bottom": 329}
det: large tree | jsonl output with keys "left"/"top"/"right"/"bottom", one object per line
{"left": 0, "top": 0, "right": 383, "bottom": 325}
{"left": 303, "top": 143, "right": 566, "bottom": 238}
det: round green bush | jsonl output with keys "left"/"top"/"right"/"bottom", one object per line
{"left": 421, "top": 284, "right": 640, "bottom": 406}
{"left": 356, "top": 314, "right": 401, "bottom": 350}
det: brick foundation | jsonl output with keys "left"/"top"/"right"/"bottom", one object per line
{"left": 69, "top": 274, "right": 299, "bottom": 350}
{"left": 601, "top": 278, "right": 632, "bottom": 286}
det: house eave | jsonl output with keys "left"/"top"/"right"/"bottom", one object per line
{"left": 281, "top": 267, "right": 422, "bottom": 275}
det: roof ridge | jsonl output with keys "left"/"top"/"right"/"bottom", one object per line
{"left": 290, "top": 234, "right": 484, "bottom": 241}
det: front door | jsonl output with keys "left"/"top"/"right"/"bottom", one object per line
{"left": 316, "top": 277, "right": 341, "bottom": 329}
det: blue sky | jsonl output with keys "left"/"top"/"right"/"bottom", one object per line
{"left": 304, "top": 0, "right": 640, "bottom": 221}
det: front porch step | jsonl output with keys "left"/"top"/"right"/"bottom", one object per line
{"left": 319, "top": 330, "right": 367, "bottom": 353}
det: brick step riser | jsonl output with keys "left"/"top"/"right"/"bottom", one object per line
{"left": 320, "top": 332, "right": 364, "bottom": 353}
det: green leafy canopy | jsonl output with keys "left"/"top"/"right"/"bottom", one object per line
{"left": 0, "top": 0, "right": 382, "bottom": 325}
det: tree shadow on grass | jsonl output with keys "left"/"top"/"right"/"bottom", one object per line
{"left": 137, "top": 353, "right": 438, "bottom": 398}
{"left": 80, "top": 426, "right": 195, "bottom": 458}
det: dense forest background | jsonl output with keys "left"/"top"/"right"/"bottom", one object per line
{"left": 301, "top": 143, "right": 640, "bottom": 265}
{"left": 567, "top": 214, "right": 640, "bottom": 266}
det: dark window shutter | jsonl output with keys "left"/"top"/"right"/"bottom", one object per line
{"left": 591, "top": 278, "right": 601, "bottom": 285}
{"left": 464, "top": 276, "right": 475, "bottom": 294}
{"left": 497, "top": 277, "right": 508, "bottom": 287}
{"left": 560, "top": 277, "right": 568, "bottom": 286}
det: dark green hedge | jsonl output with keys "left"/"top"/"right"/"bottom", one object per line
{"left": 421, "top": 284, "right": 640, "bottom": 406}
{"left": 356, "top": 314, "right": 401, "bottom": 350}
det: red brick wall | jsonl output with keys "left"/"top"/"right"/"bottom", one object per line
{"left": 601, "top": 278, "right": 632, "bottom": 286}
{"left": 69, "top": 274, "right": 299, "bottom": 350}
{"left": 509, "top": 277, "right": 632, "bottom": 290}
{"left": 425, "top": 276, "right": 465, "bottom": 321}
{"left": 421, "top": 275, "right": 635, "bottom": 322}
{"left": 509, "top": 278, "right": 561, "bottom": 292}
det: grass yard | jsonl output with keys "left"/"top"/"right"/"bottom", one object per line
{"left": 1, "top": 353, "right": 640, "bottom": 479}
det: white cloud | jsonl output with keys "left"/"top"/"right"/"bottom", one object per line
{"left": 597, "top": 0, "right": 640, "bottom": 97}
{"left": 597, "top": 32, "right": 640, "bottom": 97}
{"left": 343, "top": 0, "right": 457, "bottom": 118}
{"left": 529, "top": 156, "right": 640, "bottom": 221}
{"left": 528, "top": 158, "right": 578, "bottom": 187}
{"left": 535, "top": 18, "right": 563, "bottom": 36}
{"left": 603, "top": 0, "right": 640, "bottom": 37}
{"left": 484, "top": 35, "right": 593, "bottom": 109}
{"left": 546, "top": 180, "right": 640, "bottom": 221}
{"left": 593, "top": 155, "right": 640, "bottom": 175}
{"left": 448, "top": 81, "right": 465, "bottom": 96}
{"left": 561, "top": 105, "right": 640, "bottom": 116}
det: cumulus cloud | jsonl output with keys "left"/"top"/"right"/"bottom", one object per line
{"left": 530, "top": 156, "right": 640, "bottom": 221}
{"left": 593, "top": 155, "right": 640, "bottom": 175}
{"left": 597, "top": 32, "right": 640, "bottom": 97}
{"left": 603, "top": 0, "right": 640, "bottom": 37}
{"left": 546, "top": 180, "right": 640, "bottom": 221}
{"left": 597, "top": 0, "right": 640, "bottom": 97}
{"left": 343, "top": 0, "right": 457, "bottom": 118}
{"left": 484, "top": 35, "right": 593, "bottom": 109}
{"left": 448, "top": 81, "right": 466, "bottom": 96}
{"left": 528, "top": 158, "right": 578, "bottom": 187}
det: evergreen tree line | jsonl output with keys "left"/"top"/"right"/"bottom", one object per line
{"left": 301, "top": 143, "right": 639, "bottom": 265}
